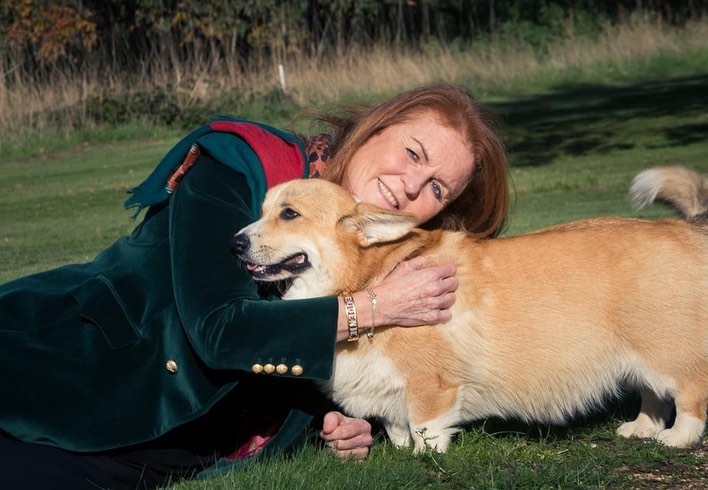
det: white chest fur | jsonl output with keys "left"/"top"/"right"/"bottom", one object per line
{"left": 317, "top": 345, "right": 409, "bottom": 428}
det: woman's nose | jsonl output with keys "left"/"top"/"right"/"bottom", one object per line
{"left": 402, "top": 172, "right": 425, "bottom": 200}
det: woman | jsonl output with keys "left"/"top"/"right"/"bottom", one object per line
{"left": 0, "top": 83, "right": 509, "bottom": 488}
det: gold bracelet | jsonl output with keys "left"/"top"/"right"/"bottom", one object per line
{"left": 342, "top": 291, "right": 359, "bottom": 342}
{"left": 366, "top": 289, "right": 377, "bottom": 340}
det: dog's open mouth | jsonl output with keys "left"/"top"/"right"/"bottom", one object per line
{"left": 240, "top": 253, "right": 311, "bottom": 280}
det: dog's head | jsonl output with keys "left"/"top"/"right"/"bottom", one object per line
{"left": 230, "top": 179, "right": 418, "bottom": 298}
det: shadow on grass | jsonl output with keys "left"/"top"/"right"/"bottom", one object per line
{"left": 458, "top": 392, "right": 645, "bottom": 443}
{"left": 366, "top": 394, "right": 646, "bottom": 446}
{"left": 491, "top": 73, "right": 708, "bottom": 167}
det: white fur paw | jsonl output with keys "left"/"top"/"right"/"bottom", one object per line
{"left": 616, "top": 419, "right": 663, "bottom": 439}
{"left": 412, "top": 426, "right": 450, "bottom": 453}
{"left": 656, "top": 414, "right": 705, "bottom": 448}
{"left": 656, "top": 427, "right": 702, "bottom": 448}
{"left": 384, "top": 424, "right": 412, "bottom": 448}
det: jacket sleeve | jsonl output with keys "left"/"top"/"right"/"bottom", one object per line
{"left": 168, "top": 153, "right": 339, "bottom": 380}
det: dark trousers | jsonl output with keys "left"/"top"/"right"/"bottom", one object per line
{"left": 0, "top": 434, "right": 216, "bottom": 490}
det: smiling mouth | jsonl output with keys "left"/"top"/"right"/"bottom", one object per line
{"left": 240, "top": 253, "right": 311, "bottom": 280}
{"left": 377, "top": 179, "right": 399, "bottom": 209}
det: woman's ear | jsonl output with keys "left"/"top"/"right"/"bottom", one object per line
{"left": 339, "top": 203, "right": 417, "bottom": 247}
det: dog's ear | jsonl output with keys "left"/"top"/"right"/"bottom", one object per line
{"left": 340, "top": 203, "right": 417, "bottom": 247}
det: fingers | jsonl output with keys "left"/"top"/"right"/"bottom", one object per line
{"left": 321, "top": 410, "right": 342, "bottom": 435}
{"left": 399, "top": 257, "right": 456, "bottom": 280}
{"left": 394, "top": 260, "right": 457, "bottom": 298}
{"left": 375, "top": 257, "right": 458, "bottom": 327}
{"left": 326, "top": 446, "right": 370, "bottom": 460}
{"left": 429, "top": 272, "right": 458, "bottom": 297}
{"left": 414, "top": 264, "right": 458, "bottom": 309}
{"left": 401, "top": 254, "right": 435, "bottom": 270}
{"left": 320, "top": 412, "right": 372, "bottom": 443}
{"left": 320, "top": 411, "right": 373, "bottom": 460}
{"left": 442, "top": 290, "right": 456, "bottom": 309}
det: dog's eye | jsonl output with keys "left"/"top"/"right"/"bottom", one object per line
{"left": 280, "top": 208, "right": 300, "bottom": 220}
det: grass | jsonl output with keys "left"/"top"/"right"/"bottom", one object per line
{"left": 0, "top": 138, "right": 172, "bottom": 281}
{"left": 165, "top": 420, "right": 706, "bottom": 489}
{"left": 500, "top": 73, "right": 708, "bottom": 234}
{"left": 1, "top": 22, "right": 707, "bottom": 489}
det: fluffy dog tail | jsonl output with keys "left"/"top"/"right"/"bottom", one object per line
{"left": 629, "top": 166, "right": 708, "bottom": 220}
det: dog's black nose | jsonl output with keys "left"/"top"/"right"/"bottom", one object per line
{"left": 230, "top": 233, "right": 250, "bottom": 254}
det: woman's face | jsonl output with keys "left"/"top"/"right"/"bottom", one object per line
{"left": 341, "top": 112, "right": 475, "bottom": 225}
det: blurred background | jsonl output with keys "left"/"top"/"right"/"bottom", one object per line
{"left": 2, "top": 0, "right": 706, "bottom": 156}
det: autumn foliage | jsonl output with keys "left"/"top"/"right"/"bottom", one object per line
{"left": 3, "top": 0, "right": 97, "bottom": 64}
{"left": 1, "top": 0, "right": 703, "bottom": 71}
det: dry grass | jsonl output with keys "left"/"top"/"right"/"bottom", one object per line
{"left": 1, "top": 14, "right": 706, "bottom": 148}
{"left": 278, "top": 15, "right": 707, "bottom": 99}
{"left": 274, "top": 16, "right": 708, "bottom": 104}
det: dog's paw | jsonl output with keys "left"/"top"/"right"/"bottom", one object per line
{"left": 412, "top": 438, "right": 447, "bottom": 454}
{"left": 412, "top": 426, "right": 451, "bottom": 453}
{"left": 384, "top": 424, "right": 412, "bottom": 448}
{"left": 656, "top": 425, "right": 703, "bottom": 448}
{"left": 616, "top": 419, "right": 663, "bottom": 439}
{"left": 656, "top": 429, "right": 695, "bottom": 448}
{"left": 656, "top": 413, "right": 706, "bottom": 448}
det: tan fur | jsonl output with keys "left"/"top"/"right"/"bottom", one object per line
{"left": 234, "top": 166, "right": 708, "bottom": 451}
{"left": 630, "top": 166, "right": 708, "bottom": 219}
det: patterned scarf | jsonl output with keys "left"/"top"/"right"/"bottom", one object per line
{"left": 305, "top": 133, "right": 331, "bottom": 179}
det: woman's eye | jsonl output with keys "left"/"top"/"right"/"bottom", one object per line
{"left": 430, "top": 181, "right": 443, "bottom": 201}
{"left": 280, "top": 208, "right": 300, "bottom": 220}
{"left": 406, "top": 148, "right": 419, "bottom": 162}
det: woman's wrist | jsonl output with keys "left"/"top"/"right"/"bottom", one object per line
{"left": 336, "top": 290, "right": 375, "bottom": 343}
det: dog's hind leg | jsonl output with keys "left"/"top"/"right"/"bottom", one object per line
{"left": 616, "top": 388, "right": 672, "bottom": 440}
{"left": 656, "top": 382, "right": 707, "bottom": 448}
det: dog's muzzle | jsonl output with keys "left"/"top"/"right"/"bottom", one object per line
{"left": 230, "top": 232, "right": 311, "bottom": 280}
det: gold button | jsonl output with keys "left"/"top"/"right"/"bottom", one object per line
{"left": 165, "top": 360, "right": 179, "bottom": 374}
{"left": 276, "top": 363, "right": 288, "bottom": 375}
{"left": 263, "top": 363, "right": 275, "bottom": 374}
{"left": 291, "top": 364, "right": 303, "bottom": 376}
{"left": 251, "top": 363, "right": 264, "bottom": 374}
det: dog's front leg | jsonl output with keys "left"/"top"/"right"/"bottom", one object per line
{"left": 383, "top": 420, "right": 412, "bottom": 448}
{"left": 411, "top": 420, "right": 457, "bottom": 453}
{"left": 407, "top": 384, "right": 462, "bottom": 453}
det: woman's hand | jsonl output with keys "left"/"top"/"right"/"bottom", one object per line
{"left": 320, "top": 411, "right": 373, "bottom": 459}
{"left": 335, "top": 255, "right": 458, "bottom": 342}
{"left": 373, "top": 255, "right": 458, "bottom": 326}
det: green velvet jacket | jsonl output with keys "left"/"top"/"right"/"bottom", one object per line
{"left": 0, "top": 121, "right": 339, "bottom": 478}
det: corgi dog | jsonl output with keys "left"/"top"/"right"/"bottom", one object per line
{"left": 231, "top": 166, "right": 707, "bottom": 452}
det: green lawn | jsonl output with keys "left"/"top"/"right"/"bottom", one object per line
{"left": 1, "top": 72, "right": 706, "bottom": 488}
